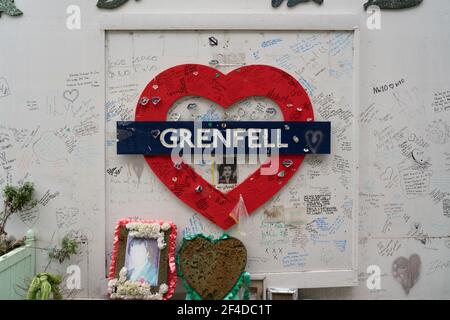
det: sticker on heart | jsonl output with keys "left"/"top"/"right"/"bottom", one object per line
{"left": 135, "top": 64, "right": 314, "bottom": 230}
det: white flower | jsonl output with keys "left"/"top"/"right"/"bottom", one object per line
{"left": 159, "top": 283, "right": 168, "bottom": 294}
{"left": 119, "top": 267, "right": 127, "bottom": 277}
{"left": 157, "top": 236, "right": 166, "bottom": 249}
{"left": 125, "top": 222, "right": 168, "bottom": 239}
{"left": 148, "top": 223, "right": 161, "bottom": 234}
{"left": 108, "top": 279, "right": 118, "bottom": 288}
{"left": 138, "top": 283, "right": 152, "bottom": 296}
{"left": 127, "top": 230, "right": 136, "bottom": 237}
{"left": 126, "top": 222, "right": 140, "bottom": 231}
{"left": 108, "top": 279, "right": 118, "bottom": 294}
{"left": 116, "top": 286, "right": 126, "bottom": 296}
{"left": 161, "top": 222, "right": 171, "bottom": 231}
{"left": 109, "top": 279, "right": 167, "bottom": 300}
{"left": 145, "top": 293, "right": 162, "bottom": 300}
{"left": 119, "top": 267, "right": 128, "bottom": 282}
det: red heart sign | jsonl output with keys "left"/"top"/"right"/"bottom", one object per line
{"left": 136, "top": 64, "right": 314, "bottom": 230}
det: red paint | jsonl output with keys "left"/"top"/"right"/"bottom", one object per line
{"left": 136, "top": 64, "right": 314, "bottom": 230}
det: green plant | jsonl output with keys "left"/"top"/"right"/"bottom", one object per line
{"left": 0, "top": 182, "right": 37, "bottom": 235}
{"left": 26, "top": 273, "right": 62, "bottom": 300}
{"left": 0, "top": 234, "right": 26, "bottom": 256}
{"left": 0, "top": 182, "right": 37, "bottom": 256}
{"left": 15, "top": 233, "right": 79, "bottom": 300}
{"left": 48, "top": 235, "right": 79, "bottom": 263}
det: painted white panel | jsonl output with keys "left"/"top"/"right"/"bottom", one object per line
{"left": 105, "top": 29, "right": 359, "bottom": 287}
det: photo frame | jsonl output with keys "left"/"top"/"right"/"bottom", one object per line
{"left": 108, "top": 218, "right": 177, "bottom": 300}
{"left": 217, "top": 158, "right": 238, "bottom": 185}
{"left": 214, "top": 156, "right": 238, "bottom": 193}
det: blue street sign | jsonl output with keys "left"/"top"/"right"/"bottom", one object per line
{"left": 117, "top": 121, "right": 331, "bottom": 155}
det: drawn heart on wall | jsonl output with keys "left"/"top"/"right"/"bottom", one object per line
{"left": 131, "top": 162, "right": 144, "bottom": 184}
{"left": 392, "top": 254, "right": 421, "bottom": 294}
{"left": 177, "top": 235, "right": 247, "bottom": 300}
{"left": 63, "top": 89, "right": 79, "bottom": 103}
{"left": 381, "top": 167, "right": 394, "bottom": 181}
{"left": 18, "top": 207, "right": 39, "bottom": 228}
{"left": 136, "top": 64, "right": 314, "bottom": 229}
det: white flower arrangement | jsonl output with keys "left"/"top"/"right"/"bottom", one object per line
{"left": 157, "top": 237, "right": 166, "bottom": 250}
{"left": 159, "top": 283, "right": 168, "bottom": 294}
{"left": 161, "top": 222, "right": 171, "bottom": 231}
{"left": 126, "top": 221, "right": 167, "bottom": 249}
{"left": 107, "top": 279, "right": 118, "bottom": 294}
{"left": 108, "top": 267, "right": 166, "bottom": 300}
{"left": 119, "top": 267, "right": 128, "bottom": 283}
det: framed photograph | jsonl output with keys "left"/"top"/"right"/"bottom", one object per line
{"left": 214, "top": 156, "right": 238, "bottom": 193}
{"left": 125, "top": 235, "right": 160, "bottom": 285}
{"left": 217, "top": 157, "right": 237, "bottom": 185}
{"left": 108, "top": 218, "right": 177, "bottom": 300}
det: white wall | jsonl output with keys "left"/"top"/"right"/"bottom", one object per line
{"left": 0, "top": 0, "right": 449, "bottom": 299}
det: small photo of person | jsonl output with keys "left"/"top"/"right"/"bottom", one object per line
{"left": 218, "top": 159, "right": 237, "bottom": 185}
{"left": 124, "top": 235, "right": 160, "bottom": 286}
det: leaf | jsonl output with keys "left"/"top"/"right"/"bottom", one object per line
{"left": 272, "top": 0, "right": 324, "bottom": 8}
{"left": 48, "top": 235, "right": 80, "bottom": 264}
{"left": 272, "top": 0, "right": 284, "bottom": 8}
{"left": 0, "top": 0, "right": 23, "bottom": 17}
{"left": 97, "top": 0, "right": 130, "bottom": 9}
